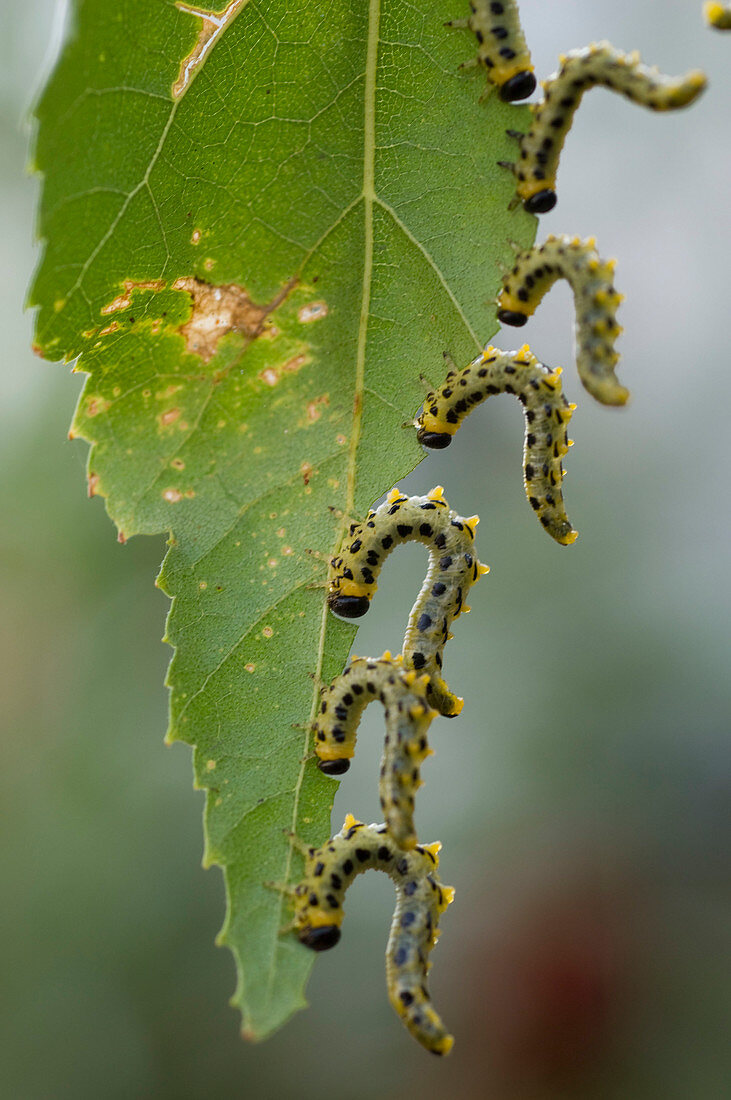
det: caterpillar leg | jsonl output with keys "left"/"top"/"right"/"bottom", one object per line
{"left": 705, "top": 1, "right": 731, "bottom": 27}
{"left": 497, "top": 234, "right": 628, "bottom": 407}
{"left": 415, "top": 343, "right": 577, "bottom": 544}
{"left": 294, "top": 817, "right": 455, "bottom": 1054}
{"left": 312, "top": 654, "right": 436, "bottom": 849}
{"left": 513, "top": 42, "right": 706, "bottom": 214}
{"left": 452, "top": 1, "right": 536, "bottom": 102}
{"left": 327, "top": 488, "right": 487, "bottom": 716}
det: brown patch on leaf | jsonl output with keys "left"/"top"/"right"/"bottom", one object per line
{"left": 85, "top": 396, "right": 111, "bottom": 418}
{"left": 100, "top": 279, "right": 165, "bottom": 315}
{"left": 173, "top": 275, "right": 297, "bottom": 364}
{"left": 87, "top": 473, "right": 101, "bottom": 497}
{"left": 258, "top": 353, "right": 309, "bottom": 388}
{"left": 306, "top": 394, "right": 329, "bottom": 423}
{"left": 283, "top": 354, "right": 307, "bottom": 373}
{"left": 173, "top": 0, "right": 248, "bottom": 99}
{"left": 300, "top": 461, "right": 314, "bottom": 486}
{"left": 159, "top": 407, "right": 181, "bottom": 427}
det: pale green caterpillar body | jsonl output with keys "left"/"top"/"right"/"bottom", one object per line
{"left": 294, "top": 815, "right": 455, "bottom": 1056}
{"left": 497, "top": 234, "right": 628, "bottom": 407}
{"left": 313, "top": 654, "right": 435, "bottom": 850}
{"left": 416, "top": 344, "right": 577, "bottom": 545}
{"left": 503, "top": 42, "right": 706, "bottom": 214}
{"left": 448, "top": 0, "right": 536, "bottom": 102}
{"left": 705, "top": 2, "right": 731, "bottom": 28}
{"left": 328, "top": 487, "right": 488, "bottom": 717}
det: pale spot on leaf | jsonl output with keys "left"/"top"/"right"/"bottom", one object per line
{"left": 159, "top": 407, "right": 181, "bottom": 427}
{"left": 85, "top": 396, "right": 110, "bottom": 418}
{"left": 298, "top": 300, "right": 328, "bottom": 323}
{"left": 306, "top": 394, "right": 329, "bottom": 422}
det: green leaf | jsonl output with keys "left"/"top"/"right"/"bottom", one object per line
{"left": 31, "top": 0, "right": 535, "bottom": 1039}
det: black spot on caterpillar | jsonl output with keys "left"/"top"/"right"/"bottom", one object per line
{"left": 503, "top": 41, "right": 706, "bottom": 213}
{"left": 313, "top": 654, "right": 436, "bottom": 850}
{"left": 327, "top": 487, "right": 488, "bottom": 717}
{"left": 705, "top": 2, "right": 731, "bottom": 28}
{"left": 497, "top": 234, "right": 629, "bottom": 407}
{"left": 294, "top": 814, "right": 455, "bottom": 1056}
{"left": 448, "top": 0, "right": 536, "bottom": 101}
{"left": 416, "top": 344, "right": 577, "bottom": 545}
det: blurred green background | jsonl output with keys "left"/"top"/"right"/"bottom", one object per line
{"left": 2, "top": 2, "right": 729, "bottom": 1097}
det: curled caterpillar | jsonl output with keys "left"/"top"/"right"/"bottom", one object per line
{"left": 497, "top": 234, "right": 628, "bottom": 407}
{"left": 501, "top": 42, "right": 707, "bottom": 214}
{"left": 416, "top": 345, "right": 577, "bottom": 545}
{"left": 705, "top": 2, "right": 731, "bottom": 28}
{"left": 313, "top": 654, "right": 435, "bottom": 850}
{"left": 448, "top": 0, "right": 536, "bottom": 102}
{"left": 328, "top": 487, "right": 488, "bottom": 717}
{"left": 294, "top": 814, "right": 455, "bottom": 1056}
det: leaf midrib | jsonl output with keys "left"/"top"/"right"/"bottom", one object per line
{"left": 264, "top": 0, "right": 382, "bottom": 1012}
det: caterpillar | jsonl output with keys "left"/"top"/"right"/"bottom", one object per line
{"left": 313, "top": 654, "right": 436, "bottom": 850}
{"left": 705, "top": 2, "right": 731, "bottom": 28}
{"left": 416, "top": 345, "right": 577, "bottom": 545}
{"left": 501, "top": 42, "right": 707, "bottom": 213}
{"left": 328, "top": 487, "right": 488, "bottom": 717}
{"left": 294, "top": 814, "right": 455, "bottom": 1056}
{"left": 448, "top": 0, "right": 536, "bottom": 102}
{"left": 497, "top": 235, "right": 629, "bottom": 407}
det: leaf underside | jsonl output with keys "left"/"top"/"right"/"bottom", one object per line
{"left": 31, "top": 0, "right": 535, "bottom": 1038}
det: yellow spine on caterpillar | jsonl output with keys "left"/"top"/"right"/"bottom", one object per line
{"left": 705, "top": 2, "right": 731, "bottom": 28}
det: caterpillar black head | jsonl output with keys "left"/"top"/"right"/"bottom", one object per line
{"left": 416, "top": 426, "right": 453, "bottom": 450}
{"left": 497, "top": 307, "right": 528, "bottom": 327}
{"left": 326, "top": 592, "right": 371, "bottom": 618}
{"left": 499, "top": 70, "right": 536, "bottom": 102}
{"left": 297, "top": 924, "right": 342, "bottom": 951}
{"left": 317, "top": 758, "right": 351, "bottom": 776}
{"left": 523, "top": 189, "right": 557, "bottom": 214}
